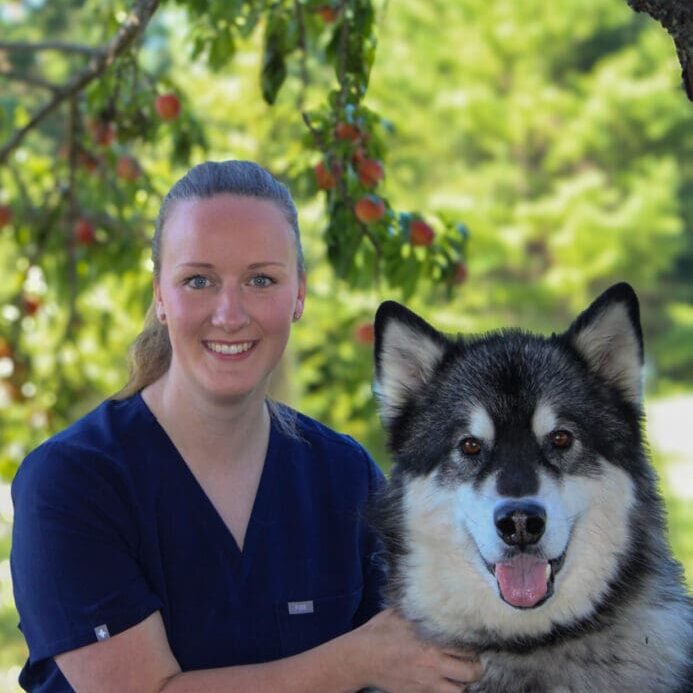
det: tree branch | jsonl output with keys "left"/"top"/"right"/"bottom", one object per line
{"left": 0, "top": 70, "right": 60, "bottom": 91}
{"left": 65, "top": 97, "right": 81, "bottom": 337}
{"left": 0, "top": 0, "right": 161, "bottom": 165}
{"left": 626, "top": 0, "right": 693, "bottom": 101}
{"left": 337, "top": 0, "right": 349, "bottom": 110}
{"left": 0, "top": 40, "right": 98, "bottom": 55}
{"left": 293, "top": 0, "right": 310, "bottom": 109}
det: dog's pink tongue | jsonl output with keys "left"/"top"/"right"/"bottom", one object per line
{"left": 495, "top": 555, "right": 549, "bottom": 608}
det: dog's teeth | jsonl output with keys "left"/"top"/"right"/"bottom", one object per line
{"left": 545, "top": 563, "right": 552, "bottom": 580}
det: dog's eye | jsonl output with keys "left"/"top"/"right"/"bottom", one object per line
{"left": 549, "top": 430, "right": 573, "bottom": 449}
{"left": 460, "top": 437, "right": 482, "bottom": 455}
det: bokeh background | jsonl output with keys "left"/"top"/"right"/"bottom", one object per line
{"left": 1, "top": 0, "right": 692, "bottom": 689}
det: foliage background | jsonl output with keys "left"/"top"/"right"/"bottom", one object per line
{"left": 1, "top": 0, "right": 692, "bottom": 688}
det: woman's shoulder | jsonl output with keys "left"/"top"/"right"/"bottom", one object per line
{"left": 27, "top": 393, "right": 146, "bottom": 454}
{"left": 272, "top": 404, "right": 385, "bottom": 484}
{"left": 278, "top": 406, "right": 363, "bottom": 452}
{"left": 13, "top": 394, "right": 152, "bottom": 493}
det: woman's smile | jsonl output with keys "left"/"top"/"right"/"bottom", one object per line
{"left": 203, "top": 340, "right": 257, "bottom": 357}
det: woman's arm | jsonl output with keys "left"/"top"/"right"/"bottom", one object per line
{"left": 56, "top": 609, "right": 481, "bottom": 693}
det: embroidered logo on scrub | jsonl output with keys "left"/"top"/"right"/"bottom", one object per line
{"left": 94, "top": 624, "right": 110, "bottom": 641}
{"left": 287, "top": 600, "right": 314, "bottom": 615}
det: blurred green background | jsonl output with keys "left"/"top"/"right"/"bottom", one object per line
{"left": 1, "top": 0, "right": 692, "bottom": 689}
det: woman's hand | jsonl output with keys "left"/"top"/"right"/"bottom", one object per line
{"left": 348, "top": 608, "right": 483, "bottom": 692}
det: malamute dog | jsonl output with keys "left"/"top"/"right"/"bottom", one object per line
{"left": 371, "top": 283, "right": 692, "bottom": 692}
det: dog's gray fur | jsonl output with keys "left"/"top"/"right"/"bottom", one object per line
{"left": 371, "top": 283, "right": 692, "bottom": 692}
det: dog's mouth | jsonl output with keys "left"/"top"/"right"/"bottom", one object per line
{"left": 486, "top": 552, "right": 566, "bottom": 609}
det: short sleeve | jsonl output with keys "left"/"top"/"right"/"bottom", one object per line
{"left": 353, "top": 447, "right": 387, "bottom": 627}
{"left": 10, "top": 441, "right": 163, "bottom": 662}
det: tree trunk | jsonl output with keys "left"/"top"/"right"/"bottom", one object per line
{"left": 627, "top": 0, "right": 693, "bottom": 101}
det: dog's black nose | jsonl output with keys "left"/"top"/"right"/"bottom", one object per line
{"left": 494, "top": 501, "right": 546, "bottom": 547}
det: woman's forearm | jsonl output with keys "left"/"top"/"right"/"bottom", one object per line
{"left": 160, "top": 630, "right": 366, "bottom": 693}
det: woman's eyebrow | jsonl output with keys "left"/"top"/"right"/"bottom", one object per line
{"left": 174, "top": 261, "right": 287, "bottom": 270}
{"left": 175, "top": 261, "right": 215, "bottom": 269}
{"left": 248, "top": 261, "right": 286, "bottom": 269}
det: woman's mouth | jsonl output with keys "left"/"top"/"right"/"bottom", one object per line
{"left": 203, "top": 340, "right": 255, "bottom": 356}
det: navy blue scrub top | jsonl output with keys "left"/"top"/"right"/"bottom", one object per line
{"left": 11, "top": 393, "right": 386, "bottom": 691}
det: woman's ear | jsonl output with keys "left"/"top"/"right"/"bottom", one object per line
{"left": 293, "top": 277, "right": 306, "bottom": 322}
{"left": 154, "top": 281, "right": 167, "bottom": 324}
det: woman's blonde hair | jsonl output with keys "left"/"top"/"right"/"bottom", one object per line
{"left": 114, "top": 160, "right": 305, "bottom": 401}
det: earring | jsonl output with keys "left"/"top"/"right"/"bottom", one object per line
{"left": 292, "top": 299, "right": 304, "bottom": 322}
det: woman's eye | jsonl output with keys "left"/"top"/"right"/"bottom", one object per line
{"left": 250, "top": 275, "right": 274, "bottom": 288}
{"left": 460, "top": 437, "right": 482, "bottom": 456}
{"left": 185, "top": 275, "right": 210, "bottom": 289}
{"left": 549, "top": 430, "right": 573, "bottom": 450}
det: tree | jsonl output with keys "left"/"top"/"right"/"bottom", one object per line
{"left": 0, "top": 0, "right": 692, "bottom": 477}
{"left": 0, "top": 0, "right": 473, "bottom": 476}
{"left": 0, "top": 0, "right": 469, "bottom": 289}
{"left": 298, "top": 0, "right": 693, "bottom": 457}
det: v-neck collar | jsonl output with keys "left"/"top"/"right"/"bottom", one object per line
{"left": 136, "top": 391, "right": 280, "bottom": 562}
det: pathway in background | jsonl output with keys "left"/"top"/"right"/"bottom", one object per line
{"left": 647, "top": 394, "right": 693, "bottom": 498}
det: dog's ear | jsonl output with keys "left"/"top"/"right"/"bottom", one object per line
{"left": 373, "top": 301, "right": 449, "bottom": 423}
{"left": 565, "top": 283, "right": 644, "bottom": 404}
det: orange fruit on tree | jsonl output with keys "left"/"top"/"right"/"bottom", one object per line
{"left": 0, "top": 205, "right": 12, "bottom": 228}
{"left": 314, "top": 161, "right": 338, "bottom": 190}
{"left": 334, "top": 122, "right": 361, "bottom": 142}
{"left": 410, "top": 218, "right": 435, "bottom": 246}
{"left": 116, "top": 155, "right": 141, "bottom": 181}
{"left": 354, "top": 322, "right": 375, "bottom": 345}
{"left": 357, "top": 158, "right": 384, "bottom": 188}
{"left": 155, "top": 93, "right": 181, "bottom": 121}
{"left": 74, "top": 219, "right": 96, "bottom": 246}
{"left": 354, "top": 195, "right": 386, "bottom": 224}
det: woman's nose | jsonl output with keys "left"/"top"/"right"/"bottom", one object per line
{"left": 210, "top": 287, "right": 250, "bottom": 330}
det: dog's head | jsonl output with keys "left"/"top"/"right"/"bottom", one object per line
{"left": 373, "top": 283, "right": 658, "bottom": 641}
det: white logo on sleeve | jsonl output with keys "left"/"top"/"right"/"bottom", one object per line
{"left": 94, "top": 624, "right": 110, "bottom": 641}
{"left": 287, "top": 600, "right": 314, "bottom": 615}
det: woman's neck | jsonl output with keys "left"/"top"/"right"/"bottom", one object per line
{"left": 141, "top": 371, "right": 271, "bottom": 472}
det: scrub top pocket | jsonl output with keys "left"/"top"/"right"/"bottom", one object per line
{"left": 275, "top": 585, "right": 364, "bottom": 657}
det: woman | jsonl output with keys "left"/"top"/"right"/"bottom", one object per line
{"left": 11, "top": 161, "right": 481, "bottom": 692}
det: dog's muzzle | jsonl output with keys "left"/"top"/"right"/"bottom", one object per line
{"left": 486, "top": 501, "right": 565, "bottom": 609}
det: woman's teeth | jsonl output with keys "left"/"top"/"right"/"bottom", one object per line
{"left": 206, "top": 341, "right": 253, "bottom": 355}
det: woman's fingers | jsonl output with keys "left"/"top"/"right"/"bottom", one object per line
{"left": 431, "top": 649, "right": 482, "bottom": 688}
{"left": 354, "top": 608, "right": 483, "bottom": 692}
{"left": 440, "top": 651, "right": 483, "bottom": 683}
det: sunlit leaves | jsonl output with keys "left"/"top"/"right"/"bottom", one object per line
{"left": 2, "top": 0, "right": 691, "bottom": 484}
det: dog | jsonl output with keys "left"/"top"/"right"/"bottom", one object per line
{"left": 370, "top": 283, "right": 692, "bottom": 692}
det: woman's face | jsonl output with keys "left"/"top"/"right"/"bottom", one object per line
{"left": 154, "top": 194, "right": 305, "bottom": 404}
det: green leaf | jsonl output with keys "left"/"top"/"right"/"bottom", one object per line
{"left": 325, "top": 201, "right": 363, "bottom": 278}
{"left": 208, "top": 29, "right": 236, "bottom": 70}
{"left": 261, "top": 13, "right": 289, "bottom": 105}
